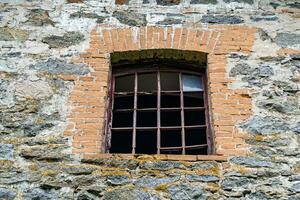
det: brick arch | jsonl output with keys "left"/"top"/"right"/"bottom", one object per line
{"left": 63, "top": 25, "right": 257, "bottom": 158}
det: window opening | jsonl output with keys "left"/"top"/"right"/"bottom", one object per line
{"left": 108, "top": 68, "right": 211, "bottom": 155}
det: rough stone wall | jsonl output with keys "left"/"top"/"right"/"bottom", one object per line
{"left": 0, "top": 0, "right": 300, "bottom": 199}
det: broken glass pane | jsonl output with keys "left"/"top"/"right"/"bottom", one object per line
{"left": 182, "top": 74, "right": 203, "bottom": 92}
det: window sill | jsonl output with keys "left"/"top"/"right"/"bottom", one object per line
{"left": 82, "top": 153, "right": 228, "bottom": 162}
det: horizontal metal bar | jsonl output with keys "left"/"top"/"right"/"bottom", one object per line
{"left": 114, "top": 107, "right": 206, "bottom": 112}
{"left": 184, "top": 125, "right": 207, "bottom": 129}
{"left": 161, "top": 90, "right": 181, "bottom": 93}
{"left": 114, "top": 92, "right": 134, "bottom": 96}
{"left": 112, "top": 125, "right": 207, "bottom": 131}
{"left": 160, "top": 146, "right": 183, "bottom": 150}
{"left": 185, "top": 144, "right": 208, "bottom": 149}
{"left": 114, "top": 108, "right": 156, "bottom": 112}
{"left": 160, "top": 144, "right": 207, "bottom": 150}
{"left": 111, "top": 127, "right": 133, "bottom": 131}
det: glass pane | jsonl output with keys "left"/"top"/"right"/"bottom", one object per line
{"left": 184, "top": 92, "right": 204, "bottom": 107}
{"left": 161, "top": 92, "right": 180, "bottom": 108}
{"left": 138, "top": 73, "right": 157, "bottom": 92}
{"left": 115, "top": 75, "right": 134, "bottom": 92}
{"left": 137, "top": 111, "right": 157, "bottom": 127}
{"left": 161, "top": 129, "right": 182, "bottom": 147}
{"left": 136, "top": 130, "right": 157, "bottom": 154}
{"left": 110, "top": 130, "right": 132, "bottom": 153}
{"left": 182, "top": 74, "right": 203, "bottom": 92}
{"left": 161, "top": 72, "right": 179, "bottom": 91}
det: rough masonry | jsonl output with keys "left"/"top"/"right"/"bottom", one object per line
{"left": 0, "top": 0, "right": 299, "bottom": 199}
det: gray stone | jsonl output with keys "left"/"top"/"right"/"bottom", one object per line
{"left": 257, "top": 65, "right": 274, "bottom": 77}
{"left": 106, "top": 175, "right": 131, "bottom": 186}
{"left": 31, "top": 58, "right": 90, "bottom": 75}
{"left": 289, "top": 175, "right": 300, "bottom": 181}
{"left": 190, "top": 0, "right": 217, "bottom": 4}
{"left": 0, "top": 188, "right": 15, "bottom": 200}
{"left": 290, "top": 182, "right": 300, "bottom": 193}
{"left": 274, "top": 33, "right": 300, "bottom": 47}
{"left": 15, "top": 80, "right": 53, "bottom": 99}
{"left": 259, "top": 29, "right": 271, "bottom": 41}
{"left": 187, "top": 162, "right": 217, "bottom": 170}
{"left": 26, "top": 9, "right": 55, "bottom": 26}
{"left": 0, "top": 27, "right": 30, "bottom": 41}
{"left": 82, "top": 157, "right": 139, "bottom": 170}
{"left": 223, "top": 0, "right": 254, "bottom": 4}
{"left": 221, "top": 177, "right": 255, "bottom": 191}
{"left": 0, "top": 172, "right": 41, "bottom": 184}
{"left": 230, "top": 157, "right": 274, "bottom": 168}
{"left": 135, "top": 176, "right": 179, "bottom": 188}
{"left": 229, "top": 63, "right": 252, "bottom": 77}
{"left": 240, "top": 116, "right": 289, "bottom": 134}
{"left": 156, "top": 18, "right": 183, "bottom": 25}
{"left": 245, "top": 192, "right": 272, "bottom": 200}
{"left": 288, "top": 195, "right": 300, "bottom": 200}
{"left": 246, "top": 135, "right": 290, "bottom": 147}
{"left": 250, "top": 15, "right": 278, "bottom": 22}
{"left": 63, "top": 166, "right": 95, "bottom": 175}
{"left": 201, "top": 15, "right": 244, "bottom": 24}
{"left": 292, "top": 122, "right": 300, "bottom": 134}
{"left": 287, "top": 2, "right": 300, "bottom": 9}
{"left": 250, "top": 147, "right": 277, "bottom": 157}
{"left": 104, "top": 188, "right": 152, "bottom": 200}
{"left": 19, "top": 145, "right": 68, "bottom": 161}
{"left": 0, "top": 143, "right": 14, "bottom": 160}
{"left": 140, "top": 161, "right": 184, "bottom": 170}
{"left": 156, "top": 0, "right": 181, "bottom": 6}
{"left": 70, "top": 11, "right": 106, "bottom": 23}
{"left": 274, "top": 81, "right": 299, "bottom": 93}
{"left": 186, "top": 174, "right": 219, "bottom": 182}
{"left": 258, "top": 96, "right": 299, "bottom": 114}
{"left": 113, "top": 11, "right": 146, "bottom": 27}
{"left": 167, "top": 183, "right": 205, "bottom": 200}
{"left": 42, "top": 32, "right": 84, "bottom": 48}
{"left": 23, "top": 188, "right": 58, "bottom": 200}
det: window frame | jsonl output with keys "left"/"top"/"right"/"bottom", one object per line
{"left": 104, "top": 64, "right": 213, "bottom": 155}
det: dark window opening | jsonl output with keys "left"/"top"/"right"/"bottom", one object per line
{"left": 110, "top": 130, "right": 132, "bottom": 153}
{"left": 136, "top": 130, "right": 157, "bottom": 154}
{"left": 107, "top": 68, "right": 212, "bottom": 155}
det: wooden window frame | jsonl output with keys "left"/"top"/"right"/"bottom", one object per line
{"left": 104, "top": 64, "right": 213, "bottom": 155}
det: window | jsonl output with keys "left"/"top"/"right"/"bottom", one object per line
{"left": 105, "top": 66, "right": 212, "bottom": 155}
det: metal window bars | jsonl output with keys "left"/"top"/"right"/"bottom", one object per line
{"left": 107, "top": 69, "right": 212, "bottom": 155}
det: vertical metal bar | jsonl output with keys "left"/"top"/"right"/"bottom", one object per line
{"left": 132, "top": 72, "right": 138, "bottom": 154}
{"left": 179, "top": 73, "right": 186, "bottom": 154}
{"left": 157, "top": 71, "right": 161, "bottom": 154}
{"left": 202, "top": 74, "right": 213, "bottom": 154}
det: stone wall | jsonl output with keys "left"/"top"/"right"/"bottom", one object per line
{"left": 0, "top": 0, "right": 299, "bottom": 199}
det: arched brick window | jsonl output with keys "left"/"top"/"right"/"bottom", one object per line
{"left": 105, "top": 54, "right": 213, "bottom": 155}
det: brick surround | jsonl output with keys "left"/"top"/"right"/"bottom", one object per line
{"left": 63, "top": 25, "right": 257, "bottom": 158}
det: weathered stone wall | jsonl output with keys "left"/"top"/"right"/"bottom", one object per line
{"left": 0, "top": 0, "right": 299, "bottom": 199}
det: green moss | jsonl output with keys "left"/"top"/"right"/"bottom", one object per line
{"left": 111, "top": 49, "right": 207, "bottom": 66}
{"left": 155, "top": 183, "right": 169, "bottom": 192}
{"left": 42, "top": 169, "right": 59, "bottom": 176}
